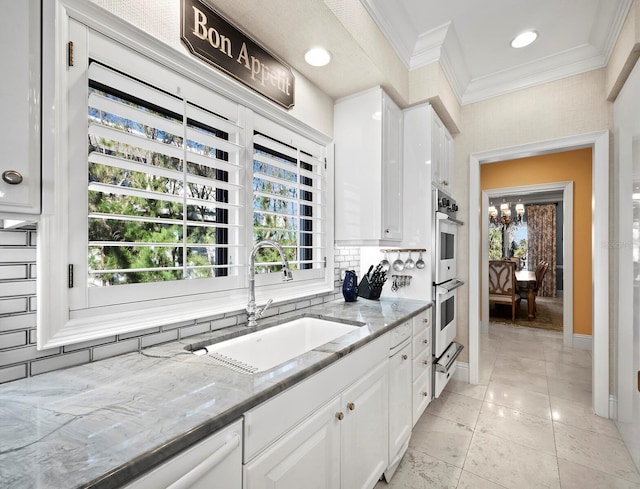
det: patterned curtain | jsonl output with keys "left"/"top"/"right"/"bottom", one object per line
{"left": 526, "top": 204, "right": 557, "bottom": 297}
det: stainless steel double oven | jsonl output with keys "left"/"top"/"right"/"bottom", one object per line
{"left": 432, "top": 188, "right": 464, "bottom": 398}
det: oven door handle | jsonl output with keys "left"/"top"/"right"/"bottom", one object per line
{"left": 437, "top": 279, "right": 465, "bottom": 293}
{"left": 436, "top": 212, "right": 464, "bottom": 226}
{"left": 435, "top": 342, "right": 464, "bottom": 373}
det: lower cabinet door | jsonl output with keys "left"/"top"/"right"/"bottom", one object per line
{"left": 340, "top": 361, "right": 389, "bottom": 489}
{"left": 123, "top": 419, "right": 242, "bottom": 489}
{"left": 243, "top": 396, "right": 341, "bottom": 489}
{"left": 388, "top": 343, "right": 412, "bottom": 460}
{"left": 412, "top": 367, "right": 432, "bottom": 427}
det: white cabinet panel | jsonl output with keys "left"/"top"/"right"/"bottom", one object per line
{"left": 431, "top": 111, "right": 453, "bottom": 193}
{"left": 123, "top": 419, "right": 242, "bottom": 489}
{"left": 0, "top": 0, "right": 41, "bottom": 215}
{"left": 244, "top": 398, "right": 341, "bottom": 489}
{"left": 341, "top": 360, "right": 389, "bottom": 489}
{"left": 334, "top": 87, "right": 403, "bottom": 245}
{"left": 387, "top": 342, "right": 412, "bottom": 469}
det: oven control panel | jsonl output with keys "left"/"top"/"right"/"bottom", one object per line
{"left": 435, "top": 188, "right": 458, "bottom": 217}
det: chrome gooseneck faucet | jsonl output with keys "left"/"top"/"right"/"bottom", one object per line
{"left": 247, "top": 239, "right": 293, "bottom": 327}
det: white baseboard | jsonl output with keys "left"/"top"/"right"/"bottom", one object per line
{"left": 454, "top": 361, "right": 469, "bottom": 383}
{"left": 572, "top": 333, "right": 592, "bottom": 350}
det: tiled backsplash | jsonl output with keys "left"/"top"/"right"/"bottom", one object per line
{"left": 0, "top": 227, "right": 361, "bottom": 384}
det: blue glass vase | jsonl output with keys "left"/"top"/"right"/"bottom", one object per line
{"left": 342, "top": 270, "right": 359, "bottom": 302}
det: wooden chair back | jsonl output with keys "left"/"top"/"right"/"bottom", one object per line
{"left": 489, "top": 260, "right": 516, "bottom": 296}
{"left": 489, "top": 260, "right": 521, "bottom": 321}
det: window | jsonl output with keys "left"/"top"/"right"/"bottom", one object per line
{"left": 251, "top": 117, "right": 327, "bottom": 281}
{"left": 39, "top": 17, "right": 332, "bottom": 348}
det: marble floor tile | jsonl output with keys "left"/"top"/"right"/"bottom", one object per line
{"left": 551, "top": 396, "right": 622, "bottom": 439}
{"left": 548, "top": 376, "right": 592, "bottom": 405}
{"left": 444, "top": 378, "right": 487, "bottom": 401}
{"left": 543, "top": 346, "right": 592, "bottom": 368}
{"left": 545, "top": 360, "right": 591, "bottom": 383}
{"left": 558, "top": 458, "right": 640, "bottom": 489}
{"left": 464, "top": 431, "right": 560, "bottom": 489}
{"left": 392, "top": 323, "right": 640, "bottom": 489}
{"left": 476, "top": 401, "right": 556, "bottom": 455}
{"left": 554, "top": 422, "right": 640, "bottom": 484}
{"left": 426, "top": 390, "right": 482, "bottom": 429}
{"left": 493, "top": 352, "right": 547, "bottom": 376}
{"left": 484, "top": 381, "right": 552, "bottom": 419}
{"left": 374, "top": 448, "right": 461, "bottom": 489}
{"left": 457, "top": 470, "right": 508, "bottom": 489}
{"left": 410, "top": 413, "right": 473, "bottom": 468}
{"left": 490, "top": 365, "right": 548, "bottom": 395}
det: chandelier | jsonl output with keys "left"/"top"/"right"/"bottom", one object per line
{"left": 488, "top": 200, "right": 524, "bottom": 229}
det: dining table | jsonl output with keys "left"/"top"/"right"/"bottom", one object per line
{"left": 515, "top": 270, "right": 537, "bottom": 320}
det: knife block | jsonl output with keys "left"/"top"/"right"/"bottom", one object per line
{"left": 357, "top": 275, "right": 384, "bottom": 300}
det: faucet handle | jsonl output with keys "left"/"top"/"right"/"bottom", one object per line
{"left": 258, "top": 298, "right": 273, "bottom": 319}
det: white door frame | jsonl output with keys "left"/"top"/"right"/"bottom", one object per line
{"left": 468, "top": 130, "right": 610, "bottom": 418}
{"left": 481, "top": 182, "right": 574, "bottom": 348}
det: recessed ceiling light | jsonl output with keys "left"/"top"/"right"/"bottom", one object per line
{"left": 510, "top": 31, "right": 538, "bottom": 49}
{"left": 304, "top": 47, "right": 332, "bottom": 67}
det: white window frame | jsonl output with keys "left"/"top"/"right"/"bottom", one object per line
{"left": 38, "top": 0, "right": 334, "bottom": 349}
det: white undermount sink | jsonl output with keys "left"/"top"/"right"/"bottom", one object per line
{"left": 194, "top": 317, "right": 361, "bottom": 373}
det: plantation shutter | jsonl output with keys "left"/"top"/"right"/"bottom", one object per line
{"left": 251, "top": 120, "right": 327, "bottom": 277}
{"left": 86, "top": 61, "right": 243, "bottom": 287}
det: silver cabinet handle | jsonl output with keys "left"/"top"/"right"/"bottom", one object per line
{"left": 2, "top": 170, "right": 23, "bottom": 185}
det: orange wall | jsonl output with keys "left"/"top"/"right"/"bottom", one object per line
{"left": 480, "top": 148, "right": 593, "bottom": 335}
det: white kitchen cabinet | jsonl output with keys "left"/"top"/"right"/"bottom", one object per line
{"left": 0, "top": 0, "right": 41, "bottom": 216}
{"left": 385, "top": 340, "right": 412, "bottom": 480}
{"left": 243, "top": 397, "right": 341, "bottom": 489}
{"left": 431, "top": 111, "right": 454, "bottom": 193}
{"left": 123, "top": 419, "right": 242, "bottom": 489}
{"left": 243, "top": 333, "right": 390, "bottom": 489}
{"left": 411, "top": 309, "right": 432, "bottom": 426}
{"left": 334, "top": 86, "right": 403, "bottom": 245}
{"left": 341, "top": 360, "right": 389, "bottom": 489}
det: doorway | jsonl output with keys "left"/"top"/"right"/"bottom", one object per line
{"left": 468, "top": 131, "right": 610, "bottom": 418}
{"left": 480, "top": 182, "right": 568, "bottom": 336}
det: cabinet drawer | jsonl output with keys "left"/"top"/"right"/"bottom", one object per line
{"left": 412, "top": 368, "right": 432, "bottom": 427}
{"left": 243, "top": 333, "right": 388, "bottom": 462}
{"left": 412, "top": 348, "right": 431, "bottom": 381}
{"left": 412, "top": 310, "right": 431, "bottom": 335}
{"left": 412, "top": 327, "right": 431, "bottom": 358}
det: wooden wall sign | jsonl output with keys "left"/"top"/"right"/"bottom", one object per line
{"left": 181, "top": 0, "right": 295, "bottom": 109}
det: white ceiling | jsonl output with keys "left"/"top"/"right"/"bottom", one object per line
{"left": 362, "top": 0, "right": 633, "bottom": 104}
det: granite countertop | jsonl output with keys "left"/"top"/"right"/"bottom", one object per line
{"left": 0, "top": 297, "right": 430, "bottom": 489}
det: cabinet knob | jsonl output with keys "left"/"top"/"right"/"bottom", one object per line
{"left": 336, "top": 411, "right": 344, "bottom": 420}
{"left": 423, "top": 360, "right": 429, "bottom": 366}
{"left": 347, "top": 402, "right": 355, "bottom": 411}
{"left": 422, "top": 318, "right": 429, "bottom": 324}
{"left": 422, "top": 391, "right": 429, "bottom": 397}
{"left": 2, "top": 170, "right": 23, "bottom": 185}
{"left": 385, "top": 229, "right": 389, "bottom": 234}
{"left": 423, "top": 339, "right": 429, "bottom": 345}
{"left": 401, "top": 354, "right": 408, "bottom": 361}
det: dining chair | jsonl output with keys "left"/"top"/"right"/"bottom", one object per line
{"left": 489, "top": 260, "right": 521, "bottom": 321}
{"left": 521, "top": 260, "right": 549, "bottom": 313}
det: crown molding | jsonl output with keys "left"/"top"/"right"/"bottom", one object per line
{"left": 462, "top": 44, "right": 606, "bottom": 104}
{"left": 598, "top": 0, "right": 633, "bottom": 62}
{"left": 362, "top": 0, "right": 633, "bottom": 105}
{"left": 359, "top": 0, "right": 413, "bottom": 69}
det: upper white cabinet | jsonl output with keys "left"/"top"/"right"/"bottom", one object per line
{"left": 0, "top": 0, "right": 41, "bottom": 216}
{"left": 334, "top": 87, "right": 403, "bottom": 245}
{"left": 431, "top": 111, "right": 454, "bottom": 193}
